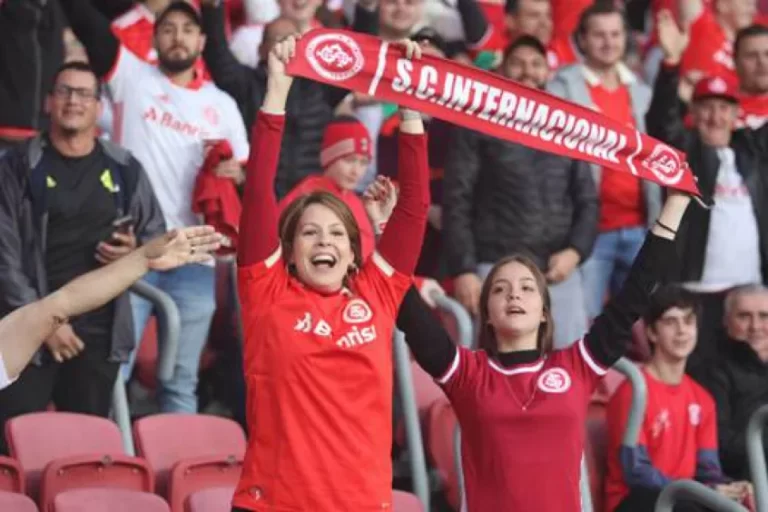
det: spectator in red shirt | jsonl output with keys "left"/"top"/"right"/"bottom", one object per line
{"left": 232, "top": 37, "right": 429, "bottom": 512}
{"left": 604, "top": 285, "right": 753, "bottom": 511}
{"left": 547, "top": 2, "right": 661, "bottom": 323}
{"left": 397, "top": 189, "right": 695, "bottom": 510}
{"left": 734, "top": 24, "right": 768, "bottom": 128}
{"left": 678, "top": 0, "right": 759, "bottom": 89}
{"left": 279, "top": 116, "right": 383, "bottom": 260}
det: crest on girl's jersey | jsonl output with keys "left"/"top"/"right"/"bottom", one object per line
{"left": 537, "top": 367, "right": 571, "bottom": 394}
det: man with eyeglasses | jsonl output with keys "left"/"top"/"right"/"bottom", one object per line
{"left": 0, "top": 61, "right": 165, "bottom": 453}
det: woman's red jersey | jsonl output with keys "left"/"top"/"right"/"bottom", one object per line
{"left": 234, "top": 248, "right": 411, "bottom": 511}
{"left": 438, "top": 339, "right": 608, "bottom": 511}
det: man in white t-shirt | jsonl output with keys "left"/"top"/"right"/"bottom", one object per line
{"left": 646, "top": 15, "right": 768, "bottom": 374}
{"left": 60, "top": 0, "right": 250, "bottom": 413}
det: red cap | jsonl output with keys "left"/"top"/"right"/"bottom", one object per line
{"left": 692, "top": 76, "right": 739, "bottom": 104}
{"left": 320, "top": 117, "right": 372, "bottom": 169}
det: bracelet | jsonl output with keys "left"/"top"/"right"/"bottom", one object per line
{"left": 655, "top": 220, "right": 677, "bottom": 235}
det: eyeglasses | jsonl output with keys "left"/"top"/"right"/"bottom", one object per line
{"left": 52, "top": 84, "right": 99, "bottom": 102}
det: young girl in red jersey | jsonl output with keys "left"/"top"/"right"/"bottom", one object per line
{"left": 232, "top": 36, "right": 429, "bottom": 512}
{"left": 396, "top": 191, "right": 696, "bottom": 511}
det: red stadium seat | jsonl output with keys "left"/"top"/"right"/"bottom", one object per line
{"left": 0, "top": 490, "right": 37, "bottom": 512}
{"left": 133, "top": 414, "right": 245, "bottom": 510}
{"left": 52, "top": 488, "right": 169, "bottom": 512}
{"left": 393, "top": 490, "right": 424, "bottom": 511}
{"left": 135, "top": 316, "right": 160, "bottom": 389}
{"left": 424, "top": 398, "right": 460, "bottom": 510}
{"left": 585, "top": 408, "right": 608, "bottom": 512}
{"left": 185, "top": 486, "right": 234, "bottom": 512}
{"left": 5, "top": 412, "right": 153, "bottom": 507}
{"left": 0, "top": 456, "right": 24, "bottom": 493}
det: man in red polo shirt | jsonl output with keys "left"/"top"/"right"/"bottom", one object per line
{"left": 734, "top": 24, "right": 768, "bottom": 128}
{"left": 548, "top": 2, "right": 661, "bottom": 323}
{"left": 679, "top": 0, "right": 761, "bottom": 87}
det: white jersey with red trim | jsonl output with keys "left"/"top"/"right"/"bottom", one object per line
{"left": 106, "top": 46, "right": 249, "bottom": 230}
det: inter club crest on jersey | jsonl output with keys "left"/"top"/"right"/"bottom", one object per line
{"left": 342, "top": 299, "right": 373, "bottom": 324}
{"left": 305, "top": 33, "right": 365, "bottom": 82}
{"left": 536, "top": 367, "right": 571, "bottom": 394}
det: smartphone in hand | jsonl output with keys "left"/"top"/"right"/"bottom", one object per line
{"left": 112, "top": 215, "right": 134, "bottom": 235}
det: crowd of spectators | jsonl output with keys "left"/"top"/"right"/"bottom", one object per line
{"left": 3, "top": 0, "right": 768, "bottom": 509}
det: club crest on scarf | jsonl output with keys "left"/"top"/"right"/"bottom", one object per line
{"left": 640, "top": 143, "right": 685, "bottom": 185}
{"left": 306, "top": 33, "right": 365, "bottom": 82}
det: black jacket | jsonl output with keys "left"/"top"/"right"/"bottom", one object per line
{"left": 201, "top": 4, "right": 377, "bottom": 198}
{"left": 0, "top": 136, "right": 165, "bottom": 363}
{"left": 645, "top": 65, "right": 768, "bottom": 282}
{"left": 443, "top": 126, "right": 599, "bottom": 275}
{"left": 0, "top": 0, "right": 66, "bottom": 136}
{"left": 697, "top": 340, "right": 768, "bottom": 480}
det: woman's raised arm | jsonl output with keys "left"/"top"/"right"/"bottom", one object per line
{"left": 237, "top": 37, "right": 296, "bottom": 266}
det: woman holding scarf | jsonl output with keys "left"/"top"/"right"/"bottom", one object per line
{"left": 232, "top": 35, "right": 429, "bottom": 512}
{"left": 396, "top": 189, "right": 694, "bottom": 510}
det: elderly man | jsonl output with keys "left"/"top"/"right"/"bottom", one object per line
{"left": 645, "top": 10, "right": 768, "bottom": 371}
{"left": 698, "top": 284, "right": 768, "bottom": 481}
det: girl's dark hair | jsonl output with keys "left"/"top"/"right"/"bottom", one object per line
{"left": 278, "top": 190, "right": 363, "bottom": 274}
{"left": 477, "top": 254, "right": 554, "bottom": 357}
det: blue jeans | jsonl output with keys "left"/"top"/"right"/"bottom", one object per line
{"left": 123, "top": 263, "right": 216, "bottom": 413}
{"left": 580, "top": 227, "right": 645, "bottom": 321}
{"left": 477, "top": 262, "right": 588, "bottom": 350}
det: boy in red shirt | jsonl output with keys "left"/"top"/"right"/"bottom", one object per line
{"left": 604, "top": 285, "right": 753, "bottom": 511}
{"left": 279, "top": 116, "right": 385, "bottom": 261}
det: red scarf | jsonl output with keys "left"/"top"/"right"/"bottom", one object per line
{"left": 192, "top": 140, "right": 241, "bottom": 255}
{"left": 286, "top": 29, "right": 699, "bottom": 195}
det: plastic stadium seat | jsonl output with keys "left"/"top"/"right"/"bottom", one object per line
{"left": 133, "top": 414, "right": 245, "bottom": 510}
{"left": 0, "top": 456, "right": 24, "bottom": 493}
{"left": 186, "top": 486, "right": 234, "bottom": 512}
{"left": 53, "top": 488, "right": 169, "bottom": 512}
{"left": 5, "top": 412, "right": 153, "bottom": 508}
{"left": 590, "top": 369, "right": 627, "bottom": 406}
{"left": 393, "top": 490, "right": 424, "bottom": 511}
{"left": 585, "top": 410, "right": 608, "bottom": 512}
{"left": 424, "top": 398, "right": 460, "bottom": 510}
{"left": 135, "top": 316, "right": 160, "bottom": 389}
{"left": 411, "top": 362, "right": 446, "bottom": 419}
{"left": 0, "top": 490, "right": 37, "bottom": 512}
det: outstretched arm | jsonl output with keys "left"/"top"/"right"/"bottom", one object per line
{"left": 396, "top": 286, "right": 457, "bottom": 379}
{"left": 0, "top": 227, "right": 221, "bottom": 383}
{"left": 237, "top": 38, "right": 294, "bottom": 266}
{"left": 583, "top": 193, "right": 691, "bottom": 368}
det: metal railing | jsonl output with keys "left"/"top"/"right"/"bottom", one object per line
{"left": 747, "top": 403, "right": 768, "bottom": 511}
{"left": 578, "top": 357, "right": 648, "bottom": 512}
{"left": 613, "top": 357, "right": 647, "bottom": 447}
{"left": 393, "top": 291, "right": 474, "bottom": 510}
{"left": 112, "top": 281, "right": 181, "bottom": 455}
{"left": 430, "top": 292, "right": 474, "bottom": 509}
{"left": 654, "top": 480, "right": 749, "bottom": 512}
{"left": 393, "top": 329, "right": 430, "bottom": 510}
